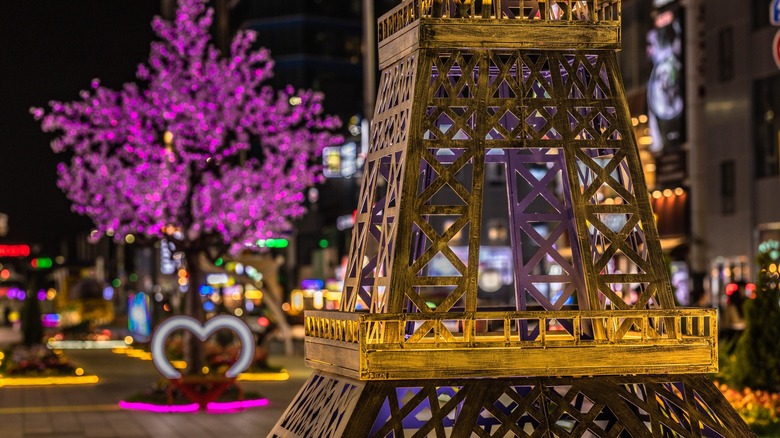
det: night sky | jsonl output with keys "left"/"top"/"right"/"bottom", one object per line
{"left": 1, "top": 1, "right": 161, "bottom": 249}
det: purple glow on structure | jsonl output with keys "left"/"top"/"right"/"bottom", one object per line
{"left": 206, "top": 398, "right": 269, "bottom": 412}
{"left": 37, "top": 291, "right": 47, "bottom": 301}
{"left": 119, "top": 400, "right": 200, "bottom": 413}
{"left": 118, "top": 398, "right": 268, "bottom": 413}
{"left": 32, "top": 0, "right": 341, "bottom": 256}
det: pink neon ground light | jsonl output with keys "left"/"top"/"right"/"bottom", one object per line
{"left": 118, "top": 398, "right": 268, "bottom": 413}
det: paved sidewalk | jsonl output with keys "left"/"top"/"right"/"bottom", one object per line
{"left": 0, "top": 349, "right": 311, "bottom": 437}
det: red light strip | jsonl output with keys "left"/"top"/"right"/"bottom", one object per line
{"left": 0, "top": 245, "right": 31, "bottom": 258}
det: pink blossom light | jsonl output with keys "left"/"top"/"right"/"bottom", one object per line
{"left": 32, "top": 0, "right": 341, "bottom": 256}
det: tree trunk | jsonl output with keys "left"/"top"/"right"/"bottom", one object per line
{"left": 183, "top": 251, "right": 205, "bottom": 375}
{"left": 200, "top": 253, "right": 295, "bottom": 356}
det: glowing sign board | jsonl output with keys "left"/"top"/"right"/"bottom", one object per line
{"left": 323, "top": 142, "right": 358, "bottom": 178}
{"left": 128, "top": 293, "right": 151, "bottom": 339}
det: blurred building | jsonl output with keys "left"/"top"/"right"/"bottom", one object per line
{"left": 620, "top": 0, "right": 780, "bottom": 309}
{"left": 221, "top": 0, "right": 398, "bottom": 292}
{"left": 592, "top": 0, "right": 694, "bottom": 305}
{"left": 704, "top": 0, "right": 780, "bottom": 306}
{"left": 163, "top": 0, "right": 780, "bottom": 311}
{"left": 234, "top": 0, "right": 700, "bottom": 306}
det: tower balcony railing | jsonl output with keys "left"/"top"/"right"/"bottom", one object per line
{"left": 304, "top": 308, "right": 717, "bottom": 380}
{"left": 377, "top": 0, "right": 622, "bottom": 68}
{"left": 379, "top": 0, "right": 621, "bottom": 44}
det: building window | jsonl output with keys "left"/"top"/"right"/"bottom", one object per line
{"left": 720, "top": 161, "right": 736, "bottom": 215}
{"left": 718, "top": 28, "right": 734, "bottom": 82}
{"left": 487, "top": 220, "right": 508, "bottom": 244}
{"left": 754, "top": 75, "right": 780, "bottom": 178}
{"left": 753, "top": 0, "right": 772, "bottom": 29}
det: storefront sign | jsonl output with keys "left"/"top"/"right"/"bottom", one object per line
{"left": 128, "top": 293, "right": 151, "bottom": 339}
{"left": 758, "top": 239, "right": 780, "bottom": 259}
{"left": 160, "top": 239, "right": 176, "bottom": 275}
{"left": 323, "top": 142, "right": 358, "bottom": 178}
{"left": 336, "top": 213, "right": 355, "bottom": 231}
{"left": 0, "top": 244, "right": 30, "bottom": 258}
{"left": 0, "top": 213, "right": 7, "bottom": 237}
{"left": 655, "top": 150, "right": 687, "bottom": 187}
{"left": 773, "top": 29, "right": 780, "bottom": 70}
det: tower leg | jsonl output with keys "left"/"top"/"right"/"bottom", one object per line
{"left": 271, "top": 372, "right": 752, "bottom": 437}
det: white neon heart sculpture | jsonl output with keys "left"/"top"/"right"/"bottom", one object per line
{"left": 150, "top": 315, "right": 255, "bottom": 379}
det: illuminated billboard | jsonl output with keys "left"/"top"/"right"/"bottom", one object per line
{"left": 647, "top": 5, "right": 686, "bottom": 186}
{"left": 128, "top": 292, "right": 151, "bottom": 340}
{"left": 322, "top": 142, "right": 358, "bottom": 178}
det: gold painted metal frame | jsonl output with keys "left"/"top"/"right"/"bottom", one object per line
{"left": 304, "top": 309, "right": 717, "bottom": 380}
{"left": 272, "top": 0, "right": 752, "bottom": 435}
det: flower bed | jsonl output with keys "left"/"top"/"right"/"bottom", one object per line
{"left": 0, "top": 344, "right": 98, "bottom": 386}
{"left": 717, "top": 383, "right": 780, "bottom": 436}
{"left": 124, "top": 378, "right": 260, "bottom": 406}
{"left": 1, "top": 344, "right": 80, "bottom": 377}
{"left": 121, "top": 378, "right": 267, "bottom": 413}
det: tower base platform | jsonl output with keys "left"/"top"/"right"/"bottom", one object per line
{"left": 270, "top": 372, "right": 752, "bottom": 437}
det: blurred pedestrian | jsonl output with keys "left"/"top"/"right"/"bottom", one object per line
{"left": 722, "top": 281, "right": 747, "bottom": 351}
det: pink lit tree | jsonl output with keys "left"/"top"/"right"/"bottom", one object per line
{"left": 32, "top": 0, "right": 340, "bottom": 373}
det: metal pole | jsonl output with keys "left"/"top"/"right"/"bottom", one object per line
{"left": 363, "top": 0, "right": 376, "bottom": 121}
{"left": 161, "top": 0, "right": 176, "bottom": 20}
{"left": 683, "top": 0, "right": 707, "bottom": 304}
{"left": 215, "top": 0, "right": 230, "bottom": 54}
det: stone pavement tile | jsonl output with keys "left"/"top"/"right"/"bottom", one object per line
{"left": 50, "top": 411, "right": 89, "bottom": 435}
{"left": 106, "top": 411, "right": 150, "bottom": 437}
{"left": 23, "top": 412, "right": 55, "bottom": 435}
{"left": 44, "top": 388, "right": 70, "bottom": 406}
{"left": 186, "top": 414, "right": 226, "bottom": 436}
{"left": 164, "top": 412, "right": 216, "bottom": 438}
{"left": 134, "top": 412, "right": 185, "bottom": 437}
{"left": 225, "top": 411, "right": 268, "bottom": 432}
{"left": 78, "top": 412, "right": 117, "bottom": 437}
{"left": 24, "top": 388, "right": 47, "bottom": 405}
{"left": 1, "top": 418, "right": 23, "bottom": 438}
{"left": 192, "top": 411, "right": 258, "bottom": 436}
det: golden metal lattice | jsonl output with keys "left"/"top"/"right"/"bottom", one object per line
{"left": 272, "top": 374, "right": 752, "bottom": 437}
{"left": 331, "top": 0, "right": 708, "bottom": 376}
{"left": 272, "top": 1, "right": 752, "bottom": 435}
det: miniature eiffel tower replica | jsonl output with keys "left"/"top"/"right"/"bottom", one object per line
{"left": 272, "top": 1, "right": 751, "bottom": 436}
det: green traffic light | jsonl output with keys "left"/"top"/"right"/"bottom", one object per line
{"left": 260, "top": 238, "right": 289, "bottom": 248}
{"left": 31, "top": 257, "right": 53, "bottom": 269}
